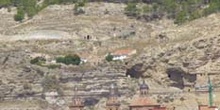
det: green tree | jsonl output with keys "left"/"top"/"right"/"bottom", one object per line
{"left": 105, "top": 54, "right": 113, "bottom": 62}
{"left": 14, "top": 8, "right": 25, "bottom": 21}
{"left": 22, "top": 0, "right": 37, "bottom": 18}
{"left": 56, "top": 54, "right": 81, "bottom": 65}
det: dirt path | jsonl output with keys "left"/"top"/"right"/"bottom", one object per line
{"left": 0, "top": 30, "right": 73, "bottom": 42}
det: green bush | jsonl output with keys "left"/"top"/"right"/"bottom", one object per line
{"left": 105, "top": 54, "right": 113, "bottom": 62}
{"left": 56, "top": 54, "right": 81, "bottom": 65}
{"left": 14, "top": 8, "right": 25, "bottom": 22}
{"left": 45, "top": 64, "right": 61, "bottom": 69}
{"left": 77, "top": 0, "right": 87, "bottom": 7}
{"left": 203, "top": 2, "right": 220, "bottom": 16}
{"left": 174, "top": 10, "right": 188, "bottom": 25}
{"left": 74, "top": 0, "right": 86, "bottom": 15}
{"left": 30, "top": 57, "right": 46, "bottom": 65}
{"left": 189, "top": 10, "right": 201, "bottom": 20}
{"left": 124, "top": 2, "right": 140, "bottom": 17}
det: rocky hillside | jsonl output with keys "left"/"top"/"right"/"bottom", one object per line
{"left": 0, "top": 2, "right": 220, "bottom": 110}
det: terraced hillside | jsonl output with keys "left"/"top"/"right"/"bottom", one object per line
{"left": 0, "top": 2, "right": 220, "bottom": 110}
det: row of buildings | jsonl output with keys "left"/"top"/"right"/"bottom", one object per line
{"left": 68, "top": 81, "right": 219, "bottom": 110}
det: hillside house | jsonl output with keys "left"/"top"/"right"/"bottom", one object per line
{"left": 111, "top": 49, "right": 136, "bottom": 61}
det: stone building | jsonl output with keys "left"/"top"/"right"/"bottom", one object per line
{"left": 106, "top": 84, "right": 120, "bottom": 110}
{"left": 129, "top": 80, "right": 166, "bottom": 110}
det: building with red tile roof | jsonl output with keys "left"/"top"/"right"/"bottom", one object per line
{"left": 111, "top": 48, "right": 136, "bottom": 61}
{"left": 129, "top": 97, "right": 165, "bottom": 110}
{"left": 112, "top": 49, "right": 136, "bottom": 56}
{"left": 129, "top": 80, "right": 166, "bottom": 110}
{"left": 199, "top": 105, "right": 218, "bottom": 110}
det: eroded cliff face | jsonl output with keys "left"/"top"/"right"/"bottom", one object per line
{"left": 126, "top": 34, "right": 220, "bottom": 88}
{"left": 0, "top": 2, "right": 220, "bottom": 110}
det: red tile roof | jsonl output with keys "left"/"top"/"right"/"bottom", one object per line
{"left": 199, "top": 105, "right": 218, "bottom": 110}
{"left": 129, "top": 97, "right": 167, "bottom": 109}
{"left": 130, "top": 97, "right": 156, "bottom": 107}
{"left": 112, "top": 49, "right": 136, "bottom": 56}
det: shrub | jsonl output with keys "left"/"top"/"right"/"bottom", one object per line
{"left": 56, "top": 54, "right": 81, "bottom": 65}
{"left": 142, "top": 5, "right": 152, "bottom": 13}
{"left": 105, "top": 54, "right": 113, "bottom": 62}
{"left": 14, "top": 8, "right": 25, "bottom": 22}
{"left": 174, "top": 10, "right": 188, "bottom": 25}
{"left": 77, "top": 0, "right": 87, "bottom": 7}
{"left": 124, "top": 2, "right": 140, "bottom": 17}
{"left": 74, "top": 0, "right": 87, "bottom": 15}
{"left": 45, "top": 64, "right": 61, "bottom": 69}
{"left": 0, "top": 0, "right": 11, "bottom": 7}
{"left": 30, "top": 57, "right": 46, "bottom": 65}
{"left": 74, "top": 6, "right": 85, "bottom": 15}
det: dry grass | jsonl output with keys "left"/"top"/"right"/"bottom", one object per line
{"left": 0, "top": 100, "right": 46, "bottom": 109}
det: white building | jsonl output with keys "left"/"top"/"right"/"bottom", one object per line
{"left": 112, "top": 55, "right": 127, "bottom": 61}
{"left": 110, "top": 49, "right": 136, "bottom": 61}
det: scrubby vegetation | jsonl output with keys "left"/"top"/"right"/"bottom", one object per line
{"left": 124, "top": 2, "right": 140, "bottom": 17}
{"left": 1, "top": 0, "right": 220, "bottom": 24}
{"left": 105, "top": 54, "right": 113, "bottom": 62}
{"left": 30, "top": 57, "right": 46, "bottom": 65}
{"left": 44, "top": 64, "right": 61, "bottom": 69}
{"left": 14, "top": 7, "right": 25, "bottom": 21}
{"left": 124, "top": 0, "right": 220, "bottom": 24}
{"left": 0, "top": 0, "right": 87, "bottom": 21}
{"left": 41, "top": 75, "right": 60, "bottom": 92}
{"left": 74, "top": 0, "right": 87, "bottom": 15}
{"left": 56, "top": 54, "right": 81, "bottom": 65}
{"left": 30, "top": 57, "right": 61, "bottom": 69}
